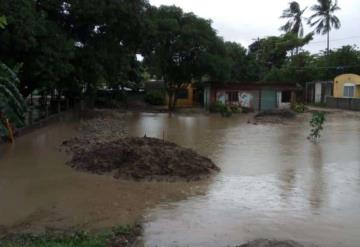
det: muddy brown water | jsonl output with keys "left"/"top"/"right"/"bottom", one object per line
{"left": 1, "top": 111, "right": 360, "bottom": 247}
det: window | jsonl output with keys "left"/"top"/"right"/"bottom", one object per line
{"left": 344, "top": 85, "right": 355, "bottom": 97}
{"left": 227, "top": 92, "right": 238, "bottom": 102}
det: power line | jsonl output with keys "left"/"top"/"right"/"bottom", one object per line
{"left": 306, "top": 35, "right": 360, "bottom": 46}
{"left": 292, "top": 64, "right": 360, "bottom": 71}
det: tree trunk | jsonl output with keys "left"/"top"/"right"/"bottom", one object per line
{"left": 327, "top": 31, "right": 330, "bottom": 55}
{"left": 167, "top": 89, "right": 174, "bottom": 111}
{"left": 172, "top": 90, "right": 178, "bottom": 111}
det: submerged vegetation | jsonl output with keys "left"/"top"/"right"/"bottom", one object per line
{"left": 308, "top": 111, "right": 327, "bottom": 142}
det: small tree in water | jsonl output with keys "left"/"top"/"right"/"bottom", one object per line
{"left": 308, "top": 111, "right": 326, "bottom": 142}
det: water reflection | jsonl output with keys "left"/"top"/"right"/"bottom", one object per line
{"left": 1, "top": 112, "right": 360, "bottom": 247}
{"left": 133, "top": 113, "right": 360, "bottom": 247}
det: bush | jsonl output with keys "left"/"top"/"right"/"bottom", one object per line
{"left": 221, "top": 106, "right": 233, "bottom": 117}
{"left": 209, "top": 101, "right": 227, "bottom": 113}
{"left": 308, "top": 111, "right": 326, "bottom": 142}
{"left": 291, "top": 102, "right": 307, "bottom": 113}
{"left": 230, "top": 105, "right": 243, "bottom": 114}
{"left": 144, "top": 90, "right": 165, "bottom": 105}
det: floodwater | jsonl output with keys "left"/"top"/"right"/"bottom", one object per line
{"left": 1, "top": 111, "right": 360, "bottom": 247}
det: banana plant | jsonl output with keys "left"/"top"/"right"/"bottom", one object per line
{"left": 0, "top": 62, "right": 27, "bottom": 141}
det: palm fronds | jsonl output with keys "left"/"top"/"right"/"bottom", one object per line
{"left": 0, "top": 62, "right": 27, "bottom": 137}
{"left": 280, "top": 1, "right": 307, "bottom": 37}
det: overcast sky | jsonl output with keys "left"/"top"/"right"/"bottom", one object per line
{"left": 149, "top": 0, "right": 360, "bottom": 53}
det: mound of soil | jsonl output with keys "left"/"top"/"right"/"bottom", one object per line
{"left": 65, "top": 137, "right": 220, "bottom": 181}
{"left": 254, "top": 109, "right": 296, "bottom": 124}
{"left": 238, "top": 239, "right": 318, "bottom": 247}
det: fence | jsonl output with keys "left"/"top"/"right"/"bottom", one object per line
{"left": 326, "top": 97, "right": 360, "bottom": 111}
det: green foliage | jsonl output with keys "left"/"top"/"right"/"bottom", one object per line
{"left": 221, "top": 106, "right": 233, "bottom": 118}
{"left": 230, "top": 105, "right": 243, "bottom": 114}
{"left": 0, "top": 0, "right": 148, "bottom": 101}
{"left": 143, "top": 5, "right": 230, "bottom": 109}
{"left": 291, "top": 102, "right": 307, "bottom": 113}
{"left": 144, "top": 90, "right": 165, "bottom": 105}
{"left": 308, "top": 111, "right": 326, "bottom": 142}
{"left": 308, "top": 0, "right": 341, "bottom": 53}
{"left": 209, "top": 101, "right": 227, "bottom": 113}
{"left": 0, "top": 15, "right": 6, "bottom": 29}
{"left": 0, "top": 62, "right": 27, "bottom": 136}
{"left": 225, "top": 42, "right": 257, "bottom": 81}
{"left": 249, "top": 32, "right": 313, "bottom": 79}
{"left": 209, "top": 102, "right": 242, "bottom": 116}
{"left": 0, "top": 225, "right": 134, "bottom": 247}
{"left": 308, "top": 0, "right": 341, "bottom": 35}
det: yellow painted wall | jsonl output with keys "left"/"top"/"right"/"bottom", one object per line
{"left": 334, "top": 74, "right": 360, "bottom": 98}
{"left": 165, "top": 84, "right": 194, "bottom": 108}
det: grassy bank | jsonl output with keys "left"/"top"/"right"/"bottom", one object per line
{"left": 0, "top": 225, "right": 140, "bottom": 247}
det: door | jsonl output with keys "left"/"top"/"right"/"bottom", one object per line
{"left": 261, "top": 90, "right": 277, "bottom": 111}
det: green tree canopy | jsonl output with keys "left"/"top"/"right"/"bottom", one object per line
{"left": 143, "top": 5, "right": 230, "bottom": 109}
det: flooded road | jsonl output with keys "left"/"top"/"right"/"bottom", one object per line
{"left": 1, "top": 111, "right": 360, "bottom": 246}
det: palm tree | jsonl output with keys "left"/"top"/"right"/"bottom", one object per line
{"left": 280, "top": 1, "right": 307, "bottom": 38}
{"left": 308, "top": 0, "right": 341, "bottom": 55}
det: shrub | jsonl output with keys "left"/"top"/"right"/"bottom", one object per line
{"left": 221, "top": 106, "right": 233, "bottom": 117}
{"left": 230, "top": 105, "right": 242, "bottom": 114}
{"left": 209, "top": 101, "right": 226, "bottom": 113}
{"left": 291, "top": 102, "right": 307, "bottom": 113}
{"left": 308, "top": 111, "right": 326, "bottom": 142}
{"left": 144, "top": 90, "right": 165, "bottom": 105}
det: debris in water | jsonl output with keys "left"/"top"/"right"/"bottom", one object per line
{"left": 254, "top": 109, "right": 296, "bottom": 124}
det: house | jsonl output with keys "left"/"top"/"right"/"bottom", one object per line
{"left": 305, "top": 81, "right": 333, "bottom": 104}
{"left": 326, "top": 74, "right": 360, "bottom": 110}
{"left": 204, "top": 82, "right": 302, "bottom": 111}
{"left": 165, "top": 84, "right": 195, "bottom": 107}
{"left": 333, "top": 74, "right": 360, "bottom": 98}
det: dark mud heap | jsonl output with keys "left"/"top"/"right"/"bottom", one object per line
{"left": 64, "top": 137, "right": 220, "bottom": 181}
{"left": 254, "top": 109, "right": 296, "bottom": 124}
{"left": 238, "top": 239, "right": 318, "bottom": 247}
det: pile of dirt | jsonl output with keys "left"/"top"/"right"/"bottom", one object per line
{"left": 238, "top": 239, "right": 318, "bottom": 247}
{"left": 254, "top": 109, "right": 296, "bottom": 124}
{"left": 64, "top": 137, "right": 220, "bottom": 182}
{"left": 78, "top": 109, "right": 128, "bottom": 142}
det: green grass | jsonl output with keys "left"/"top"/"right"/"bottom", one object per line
{"left": 0, "top": 225, "right": 136, "bottom": 247}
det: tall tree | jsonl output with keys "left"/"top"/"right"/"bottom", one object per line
{"left": 224, "top": 42, "right": 260, "bottom": 82}
{"left": 0, "top": 0, "right": 75, "bottom": 97}
{"left": 280, "top": 1, "right": 307, "bottom": 38}
{"left": 143, "top": 5, "right": 230, "bottom": 110}
{"left": 248, "top": 32, "right": 313, "bottom": 79}
{"left": 308, "top": 0, "right": 341, "bottom": 55}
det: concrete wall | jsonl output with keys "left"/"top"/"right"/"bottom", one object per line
{"left": 212, "top": 90, "right": 261, "bottom": 111}
{"left": 326, "top": 97, "right": 360, "bottom": 111}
